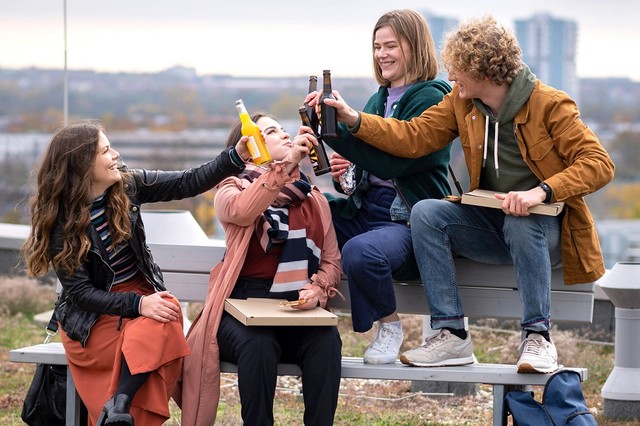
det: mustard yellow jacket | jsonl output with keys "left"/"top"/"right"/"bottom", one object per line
{"left": 354, "top": 81, "right": 615, "bottom": 284}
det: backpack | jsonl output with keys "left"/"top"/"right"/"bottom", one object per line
{"left": 504, "top": 369, "right": 597, "bottom": 425}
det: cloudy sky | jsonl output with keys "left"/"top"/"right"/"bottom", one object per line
{"left": 1, "top": 0, "right": 638, "bottom": 81}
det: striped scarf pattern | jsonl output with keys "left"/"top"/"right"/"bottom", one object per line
{"left": 239, "top": 165, "right": 324, "bottom": 293}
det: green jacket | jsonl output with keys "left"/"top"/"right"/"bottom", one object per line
{"left": 325, "top": 79, "right": 452, "bottom": 280}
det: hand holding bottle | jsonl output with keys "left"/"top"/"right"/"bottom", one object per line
{"left": 304, "top": 89, "right": 361, "bottom": 129}
{"left": 298, "top": 105, "right": 331, "bottom": 175}
{"left": 283, "top": 128, "right": 317, "bottom": 173}
{"left": 233, "top": 138, "right": 251, "bottom": 163}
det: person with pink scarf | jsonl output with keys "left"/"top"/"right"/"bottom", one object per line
{"left": 175, "top": 112, "right": 342, "bottom": 426}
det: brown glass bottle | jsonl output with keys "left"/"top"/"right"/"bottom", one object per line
{"left": 319, "top": 69, "right": 338, "bottom": 140}
{"left": 298, "top": 106, "right": 331, "bottom": 176}
{"left": 305, "top": 75, "right": 319, "bottom": 132}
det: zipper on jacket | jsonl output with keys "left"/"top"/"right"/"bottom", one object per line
{"left": 392, "top": 179, "right": 412, "bottom": 210}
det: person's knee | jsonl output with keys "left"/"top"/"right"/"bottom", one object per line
{"left": 410, "top": 199, "right": 448, "bottom": 231}
{"left": 503, "top": 215, "right": 544, "bottom": 243}
{"left": 342, "top": 237, "right": 380, "bottom": 270}
{"left": 311, "top": 328, "right": 342, "bottom": 360}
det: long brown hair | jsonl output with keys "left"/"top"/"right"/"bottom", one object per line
{"left": 23, "top": 120, "right": 132, "bottom": 277}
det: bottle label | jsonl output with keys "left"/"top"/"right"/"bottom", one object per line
{"left": 308, "top": 147, "right": 319, "bottom": 168}
{"left": 246, "top": 136, "right": 260, "bottom": 159}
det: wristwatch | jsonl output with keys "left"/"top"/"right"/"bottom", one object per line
{"left": 539, "top": 182, "right": 553, "bottom": 204}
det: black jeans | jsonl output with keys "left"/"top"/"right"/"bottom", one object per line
{"left": 218, "top": 312, "right": 342, "bottom": 425}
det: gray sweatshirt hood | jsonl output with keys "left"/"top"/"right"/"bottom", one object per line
{"left": 472, "top": 64, "right": 536, "bottom": 177}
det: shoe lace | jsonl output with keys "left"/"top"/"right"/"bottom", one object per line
{"left": 519, "top": 336, "right": 545, "bottom": 356}
{"left": 421, "top": 330, "right": 448, "bottom": 349}
{"left": 371, "top": 325, "right": 399, "bottom": 351}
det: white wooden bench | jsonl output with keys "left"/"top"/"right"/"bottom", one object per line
{"left": 10, "top": 239, "right": 594, "bottom": 426}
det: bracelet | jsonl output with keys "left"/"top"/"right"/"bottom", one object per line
{"left": 137, "top": 295, "right": 144, "bottom": 315}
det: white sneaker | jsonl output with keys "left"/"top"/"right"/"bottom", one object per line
{"left": 517, "top": 333, "right": 558, "bottom": 374}
{"left": 363, "top": 321, "right": 403, "bottom": 364}
{"left": 399, "top": 329, "right": 474, "bottom": 367}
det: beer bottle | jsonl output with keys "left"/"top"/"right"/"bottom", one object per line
{"left": 235, "top": 99, "right": 272, "bottom": 165}
{"left": 305, "top": 75, "right": 319, "bottom": 132}
{"left": 319, "top": 69, "right": 338, "bottom": 140}
{"left": 298, "top": 106, "right": 331, "bottom": 176}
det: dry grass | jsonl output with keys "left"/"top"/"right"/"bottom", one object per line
{"left": 0, "top": 276, "right": 57, "bottom": 318}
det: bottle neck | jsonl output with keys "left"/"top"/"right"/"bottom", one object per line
{"left": 308, "top": 77, "right": 317, "bottom": 93}
{"left": 236, "top": 104, "right": 250, "bottom": 123}
{"left": 322, "top": 73, "right": 332, "bottom": 92}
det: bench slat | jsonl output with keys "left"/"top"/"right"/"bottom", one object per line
{"left": 162, "top": 272, "right": 594, "bottom": 322}
{"left": 148, "top": 242, "right": 224, "bottom": 274}
{"left": 328, "top": 283, "right": 594, "bottom": 322}
{"left": 11, "top": 343, "right": 587, "bottom": 388}
{"left": 9, "top": 342, "right": 68, "bottom": 365}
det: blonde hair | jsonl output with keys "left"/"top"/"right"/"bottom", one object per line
{"left": 441, "top": 15, "right": 522, "bottom": 86}
{"left": 372, "top": 9, "right": 439, "bottom": 86}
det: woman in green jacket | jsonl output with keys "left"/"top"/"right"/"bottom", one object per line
{"left": 323, "top": 9, "right": 452, "bottom": 365}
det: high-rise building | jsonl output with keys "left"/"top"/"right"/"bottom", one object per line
{"left": 420, "top": 11, "right": 458, "bottom": 83}
{"left": 515, "top": 14, "right": 579, "bottom": 102}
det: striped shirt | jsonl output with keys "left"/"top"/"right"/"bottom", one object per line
{"left": 90, "top": 194, "right": 139, "bottom": 285}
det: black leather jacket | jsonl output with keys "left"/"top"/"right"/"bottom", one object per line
{"left": 53, "top": 147, "right": 243, "bottom": 346}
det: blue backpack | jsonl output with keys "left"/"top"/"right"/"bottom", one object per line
{"left": 504, "top": 369, "right": 597, "bottom": 425}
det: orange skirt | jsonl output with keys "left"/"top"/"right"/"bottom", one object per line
{"left": 60, "top": 275, "right": 191, "bottom": 426}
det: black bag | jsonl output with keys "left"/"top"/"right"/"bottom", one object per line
{"left": 504, "top": 369, "right": 597, "bottom": 425}
{"left": 21, "top": 310, "right": 66, "bottom": 426}
{"left": 21, "top": 363, "right": 67, "bottom": 426}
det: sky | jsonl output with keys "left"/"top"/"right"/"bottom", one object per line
{"left": 1, "top": 0, "right": 639, "bottom": 81}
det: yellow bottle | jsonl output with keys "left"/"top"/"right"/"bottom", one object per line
{"left": 235, "top": 99, "right": 272, "bottom": 165}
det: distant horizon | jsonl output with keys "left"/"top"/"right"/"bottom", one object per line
{"left": 3, "top": 65, "right": 639, "bottom": 84}
{"left": 2, "top": 0, "right": 639, "bottom": 82}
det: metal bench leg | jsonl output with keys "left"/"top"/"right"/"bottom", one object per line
{"left": 65, "top": 367, "right": 83, "bottom": 426}
{"left": 492, "top": 384, "right": 506, "bottom": 426}
{"left": 494, "top": 384, "right": 530, "bottom": 426}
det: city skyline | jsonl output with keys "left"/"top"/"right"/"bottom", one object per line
{"left": 1, "top": 0, "right": 639, "bottom": 81}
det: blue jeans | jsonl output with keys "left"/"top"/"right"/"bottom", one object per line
{"left": 330, "top": 186, "right": 412, "bottom": 332}
{"left": 410, "top": 199, "right": 563, "bottom": 332}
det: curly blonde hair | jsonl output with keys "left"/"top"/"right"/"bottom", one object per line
{"left": 441, "top": 15, "right": 522, "bottom": 86}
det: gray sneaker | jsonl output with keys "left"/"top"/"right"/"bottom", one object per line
{"left": 517, "top": 333, "right": 558, "bottom": 374}
{"left": 364, "top": 321, "right": 404, "bottom": 364}
{"left": 399, "top": 329, "right": 474, "bottom": 367}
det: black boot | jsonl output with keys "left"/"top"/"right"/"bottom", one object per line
{"left": 96, "top": 394, "right": 134, "bottom": 426}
